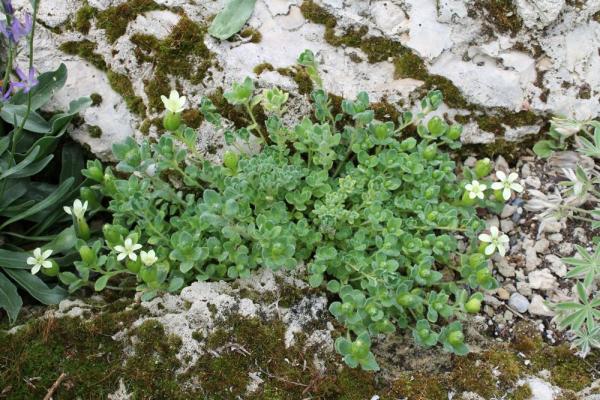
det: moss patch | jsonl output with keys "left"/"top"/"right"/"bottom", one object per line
{"left": 0, "top": 302, "right": 144, "bottom": 399}
{"left": 107, "top": 71, "right": 146, "bottom": 117}
{"left": 90, "top": 93, "right": 103, "bottom": 106}
{"left": 72, "top": 1, "right": 98, "bottom": 34}
{"left": 129, "top": 16, "right": 213, "bottom": 112}
{"left": 58, "top": 40, "right": 107, "bottom": 71}
{"left": 88, "top": 125, "right": 103, "bottom": 138}
{"left": 96, "top": 0, "right": 166, "bottom": 43}
{"left": 239, "top": 27, "right": 262, "bottom": 43}
{"left": 474, "top": 0, "right": 523, "bottom": 36}
{"left": 253, "top": 62, "right": 275, "bottom": 75}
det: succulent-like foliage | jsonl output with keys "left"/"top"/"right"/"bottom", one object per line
{"left": 66, "top": 50, "right": 515, "bottom": 370}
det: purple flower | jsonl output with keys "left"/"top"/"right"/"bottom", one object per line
{"left": 1, "top": 0, "right": 14, "bottom": 16}
{"left": 0, "top": 12, "right": 32, "bottom": 44}
{"left": 0, "top": 86, "right": 11, "bottom": 102}
{"left": 11, "top": 66, "right": 37, "bottom": 93}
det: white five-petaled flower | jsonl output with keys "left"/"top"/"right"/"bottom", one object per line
{"left": 491, "top": 171, "right": 523, "bottom": 201}
{"left": 161, "top": 90, "right": 186, "bottom": 114}
{"left": 27, "top": 248, "right": 53, "bottom": 275}
{"left": 465, "top": 180, "right": 487, "bottom": 200}
{"left": 64, "top": 199, "right": 88, "bottom": 219}
{"left": 140, "top": 249, "right": 158, "bottom": 266}
{"left": 478, "top": 226, "right": 510, "bottom": 257}
{"left": 114, "top": 238, "right": 142, "bottom": 262}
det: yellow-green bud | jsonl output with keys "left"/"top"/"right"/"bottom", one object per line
{"left": 163, "top": 111, "right": 182, "bottom": 132}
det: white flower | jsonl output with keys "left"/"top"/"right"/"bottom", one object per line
{"left": 27, "top": 248, "right": 53, "bottom": 275}
{"left": 140, "top": 250, "right": 158, "bottom": 266}
{"left": 465, "top": 180, "right": 487, "bottom": 200}
{"left": 63, "top": 199, "right": 88, "bottom": 219}
{"left": 478, "top": 226, "right": 510, "bottom": 257}
{"left": 161, "top": 90, "right": 186, "bottom": 114}
{"left": 114, "top": 238, "right": 142, "bottom": 262}
{"left": 491, "top": 171, "right": 523, "bottom": 201}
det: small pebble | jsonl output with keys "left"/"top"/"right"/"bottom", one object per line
{"left": 509, "top": 293, "right": 530, "bottom": 313}
{"left": 497, "top": 287, "right": 510, "bottom": 300}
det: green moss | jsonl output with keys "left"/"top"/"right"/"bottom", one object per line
{"left": 474, "top": 0, "right": 523, "bottom": 36}
{"left": 97, "top": 0, "right": 165, "bottom": 43}
{"left": 450, "top": 354, "right": 499, "bottom": 398}
{"left": 532, "top": 344, "right": 595, "bottom": 391}
{"left": 579, "top": 84, "right": 591, "bottom": 99}
{"left": 107, "top": 70, "right": 146, "bottom": 116}
{"left": 360, "top": 36, "right": 407, "bottom": 63}
{"left": 129, "top": 17, "right": 213, "bottom": 111}
{"left": 239, "top": 27, "right": 262, "bottom": 43}
{"left": 139, "top": 119, "right": 152, "bottom": 135}
{"left": 58, "top": 40, "right": 107, "bottom": 71}
{"left": 510, "top": 384, "right": 533, "bottom": 400}
{"left": 300, "top": 0, "right": 337, "bottom": 28}
{"left": 476, "top": 115, "right": 505, "bottom": 135}
{"left": 0, "top": 303, "right": 145, "bottom": 399}
{"left": 123, "top": 320, "right": 187, "bottom": 398}
{"left": 187, "top": 316, "right": 379, "bottom": 399}
{"left": 253, "top": 62, "right": 275, "bottom": 75}
{"left": 73, "top": 2, "right": 97, "bottom": 34}
{"left": 371, "top": 100, "right": 400, "bottom": 123}
{"left": 88, "top": 125, "right": 103, "bottom": 138}
{"left": 90, "top": 93, "right": 103, "bottom": 107}
{"left": 182, "top": 108, "right": 203, "bottom": 129}
{"left": 130, "top": 17, "right": 212, "bottom": 84}
{"left": 389, "top": 373, "right": 447, "bottom": 400}
{"left": 277, "top": 67, "right": 314, "bottom": 95}
{"left": 144, "top": 73, "right": 170, "bottom": 113}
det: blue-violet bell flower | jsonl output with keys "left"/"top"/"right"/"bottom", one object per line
{"left": 0, "top": 12, "right": 32, "bottom": 44}
{"left": 11, "top": 66, "right": 38, "bottom": 93}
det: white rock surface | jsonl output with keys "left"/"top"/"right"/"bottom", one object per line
{"left": 7, "top": 0, "right": 599, "bottom": 158}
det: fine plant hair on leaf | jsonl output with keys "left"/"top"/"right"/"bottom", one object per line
{"left": 208, "top": 0, "right": 257, "bottom": 40}
{"left": 532, "top": 116, "right": 600, "bottom": 357}
{"left": 73, "top": 50, "right": 519, "bottom": 371}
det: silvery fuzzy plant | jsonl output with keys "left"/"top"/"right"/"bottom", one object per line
{"left": 528, "top": 117, "right": 600, "bottom": 357}
{"left": 66, "top": 50, "right": 518, "bottom": 371}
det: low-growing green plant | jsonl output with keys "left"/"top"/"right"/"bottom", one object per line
{"left": 0, "top": 0, "right": 95, "bottom": 323}
{"left": 66, "top": 50, "right": 515, "bottom": 370}
{"left": 530, "top": 116, "right": 600, "bottom": 357}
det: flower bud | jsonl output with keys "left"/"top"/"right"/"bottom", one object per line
{"left": 80, "top": 187, "right": 101, "bottom": 210}
{"left": 74, "top": 218, "right": 91, "bottom": 241}
{"left": 163, "top": 111, "right": 182, "bottom": 132}
{"left": 448, "top": 330, "right": 464, "bottom": 346}
{"left": 103, "top": 224, "right": 122, "bottom": 246}
{"left": 474, "top": 158, "right": 492, "bottom": 178}
{"left": 86, "top": 165, "right": 104, "bottom": 182}
{"left": 41, "top": 260, "right": 60, "bottom": 277}
{"left": 223, "top": 151, "right": 239, "bottom": 171}
{"left": 127, "top": 259, "right": 141, "bottom": 274}
{"left": 79, "top": 245, "right": 96, "bottom": 264}
{"left": 465, "top": 298, "right": 482, "bottom": 313}
{"left": 446, "top": 124, "right": 462, "bottom": 140}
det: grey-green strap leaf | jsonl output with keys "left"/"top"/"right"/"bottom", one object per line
{"left": 0, "top": 271, "right": 22, "bottom": 324}
{"left": 0, "top": 177, "right": 74, "bottom": 229}
{"left": 208, "top": 0, "right": 257, "bottom": 40}
{"left": 0, "top": 248, "right": 30, "bottom": 269}
{"left": 4, "top": 268, "right": 67, "bottom": 305}
{"left": 0, "top": 146, "right": 40, "bottom": 179}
